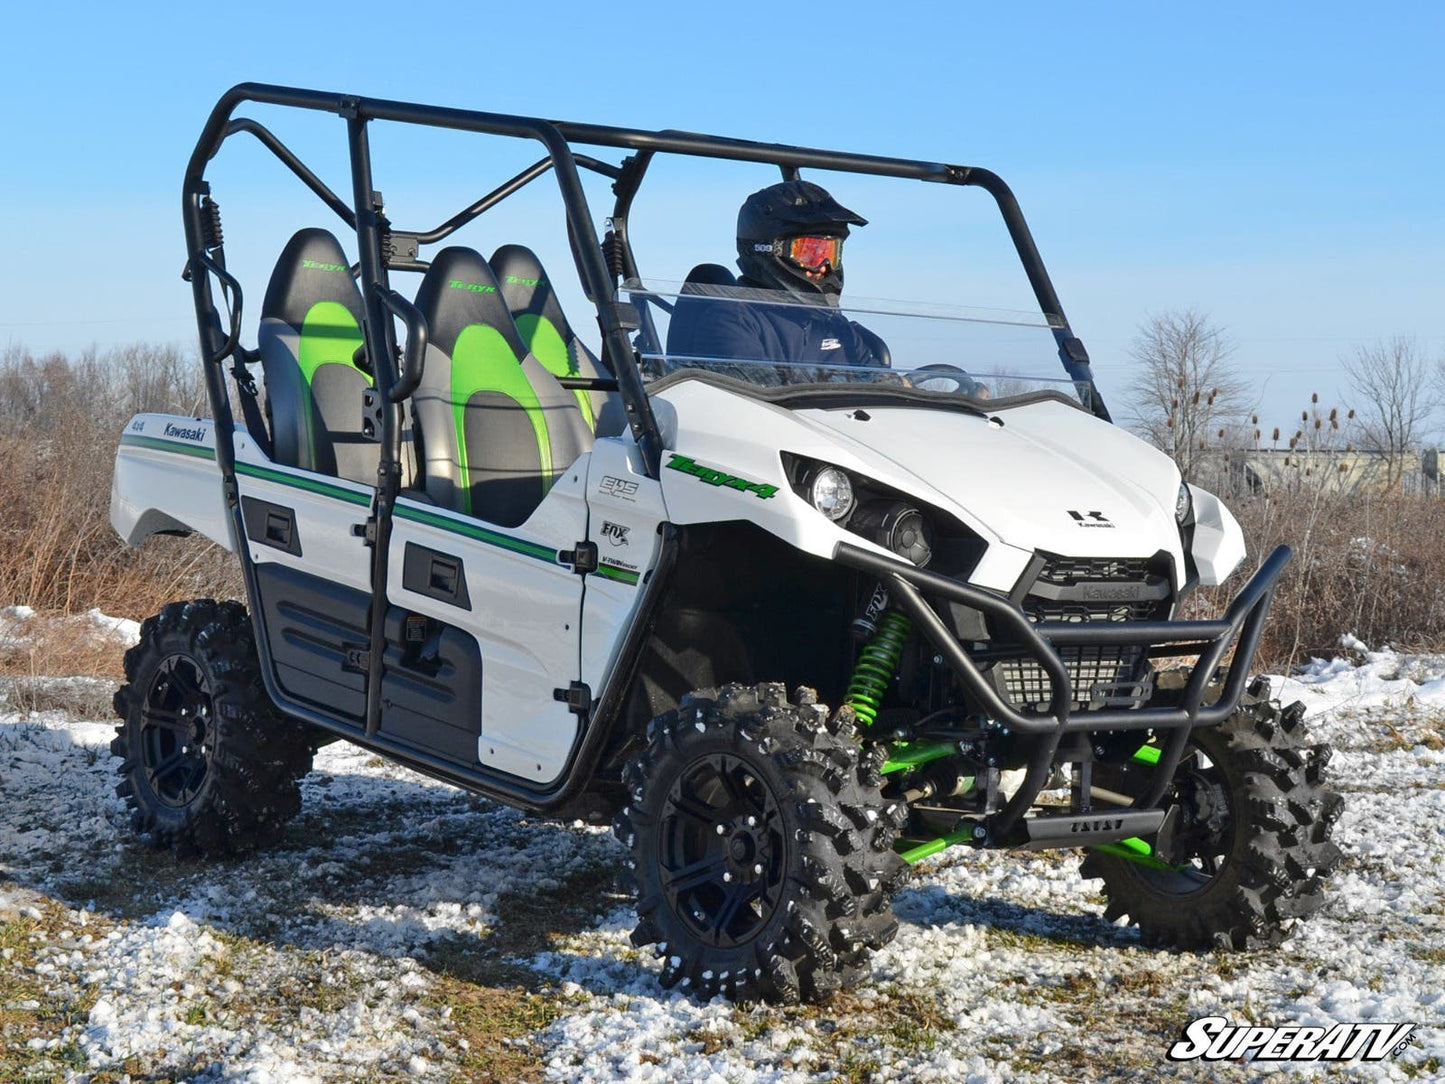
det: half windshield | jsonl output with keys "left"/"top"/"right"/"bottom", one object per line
{"left": 623, "top": 281, "right": 1091, "bottom": 410}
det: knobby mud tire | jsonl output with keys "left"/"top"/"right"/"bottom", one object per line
{"left": 111, "top": 599, "right": 313, "bottom": 857}
{"left": 1081, "top": 681, "right": 1343, "bottom": 950}
{"left": 615, "top": 683, "right": 910, "bottom": 1003}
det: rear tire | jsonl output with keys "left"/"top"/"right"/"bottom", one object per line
{"left": 615, "top": 683, "right": 909, "bottom": 1003}
{"left": 111, "top": 599, "right": 312, "bottom": 857}
{"left": 1081, "top": 680, "right": 1343, "bottom": 949}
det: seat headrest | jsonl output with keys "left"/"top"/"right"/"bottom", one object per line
{"left": 262, "top": 228, "right": 364, "bottom": 327}
{"left": 681, "top": 263, "right": 739, "bottom": 295}
{"left": 684, "top": 263, "right": 739, "bottom": 288}
{"left": 490, "top": 245, "right": 579, "bottom": 342}
{"left": 416, "top": 247, "right": 530, "bottom": 361}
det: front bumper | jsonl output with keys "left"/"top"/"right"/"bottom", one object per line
{"left": 836, "top": 542, "right": 1292, "bottom": 843}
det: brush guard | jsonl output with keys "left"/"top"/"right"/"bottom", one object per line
{"left": 835, "top": 542, "right": 1291, "bottom": 850}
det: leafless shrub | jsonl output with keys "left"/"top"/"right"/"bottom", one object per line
{"left": 0, "top": 345, "right": 238, "bottom": 676}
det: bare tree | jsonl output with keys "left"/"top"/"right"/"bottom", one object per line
{"left": 1127, "top": 309, "right": 1247, "bottom": 482}
{"left": 1343, "top": 335, "right": 1439, "bottom": 489}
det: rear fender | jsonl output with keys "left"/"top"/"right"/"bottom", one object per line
{"left": 110, "top": 414, "right": 234, "bottom": 551}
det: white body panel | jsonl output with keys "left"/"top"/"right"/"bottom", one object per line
{"left": 111, "top": 415, "right": 232, "bottom": 550}
{"left": 232, "top": 434, "right": 374, "bottom": 593}
{"left": 580, "top": 437, "right": 669, "bottom": 692}
{"left": 387, "top": 469, "right": 590, "bottom": 784}
{"left": 1186, "top": 484, "right": 1247, "bottom": 586}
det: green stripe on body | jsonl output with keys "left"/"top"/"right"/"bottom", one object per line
{"left": 596, "top": 564, "right": 640, "bottom": 586}
{"left": 119, "top": 433, "right": 217, "bottom": 459}
{"left": 395, "top": 502, "right": 559, "bottom": 563}
{"left": 234, "top": 461, "right": 371, "bottom": 506}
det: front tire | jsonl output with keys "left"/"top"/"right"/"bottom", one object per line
{"left": 615, "top": 683, "right": 909, "bottom": 1003}
{"left": 1081, "top": 681, "right": 1343, "bottom": 949}
{"left": 111, "top": 599, "right": 312, "bottom": 857}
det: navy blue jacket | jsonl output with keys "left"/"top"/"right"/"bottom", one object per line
{"left": 666, "top": 281, "right": 885, "bottom": 369}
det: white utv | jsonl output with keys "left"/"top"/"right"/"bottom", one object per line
{"left": 109, "top": 84, "right": 1341, "bottom": 1003}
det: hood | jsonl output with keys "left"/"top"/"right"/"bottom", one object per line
{"left": 794, "top": 398, "right": 1183, "bottom": 559}
{"left": 650, "top": 379, "right": 1187, "bottom": 589}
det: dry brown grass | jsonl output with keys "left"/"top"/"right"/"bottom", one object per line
{"left": 1198, "top": 488, "right": 1445, "bottom": 672}
{"left": 0, "top": 346, "right": 239, "bottom": 678}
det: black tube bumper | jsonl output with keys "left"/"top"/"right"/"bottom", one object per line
{"left": 837, "top": 542, "right": 1289, "bottom": 734}
{"left": 836, "top": 542, "right": 1291, "bottom": 844}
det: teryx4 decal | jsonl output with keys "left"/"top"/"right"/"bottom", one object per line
{"left": 665, "top": 454, "right": 779, "bottom": 499}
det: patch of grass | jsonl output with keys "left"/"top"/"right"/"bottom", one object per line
{"left": 420, "top": 863, "right": 622, "bottom": 991}
{"left": 426, "top": 978, "right": 561, "bottom": 1083}
{"left": 0, "top": 899, "right": 104, "bottom": 1083}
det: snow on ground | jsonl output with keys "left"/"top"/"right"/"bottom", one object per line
{"left": 2, "top": 645, "right": 1444, "bottom": 1082}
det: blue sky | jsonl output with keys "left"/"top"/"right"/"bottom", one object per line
{"left": 2, "top": 2, "right": 1441, "bottom": 432}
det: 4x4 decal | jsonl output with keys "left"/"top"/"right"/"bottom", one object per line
{"left": 665, "top": 453, "right": 778, "bottom": 499}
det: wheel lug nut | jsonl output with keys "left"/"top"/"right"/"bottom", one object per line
{"left": 723, "top": 872, "right": 732, "bottom": 882}
{"left": 747, "top": 816, "right": 757, "bottom": 827}
{"left": 753, "top": 864, "right": 763, "bottom": 875}
{"left": 716, "top": 824, "right": 727, "bottom": 835}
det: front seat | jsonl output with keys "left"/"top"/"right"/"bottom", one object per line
{"left": 490, "top": 244, "right": 620, "bottom": 434}
{"left": 412, "top": 247, "right": 592, "bottom": 527}
{"left": 257, "top": 228, "right": 377, "bottom": 485}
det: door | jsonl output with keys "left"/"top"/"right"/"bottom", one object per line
{"left": 385, "top": 468, "right": 590, "bottom": 784}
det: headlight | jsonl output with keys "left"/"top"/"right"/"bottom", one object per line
{"left": 852, "top": 500, "right": 934, "bottom": 567}
{"left": 1175, "top": 483, "right": 1193, "bottom": 524}
{"left": 809, "top": 466, "right": 856, "bottom": 522}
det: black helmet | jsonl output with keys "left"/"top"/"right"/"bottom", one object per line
{"left": 736, "top": 180, "right": 867, "bottom": 303}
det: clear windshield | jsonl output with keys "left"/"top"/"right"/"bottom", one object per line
{"left": 623, "top": 281, "right": 1091, "bottom": 410}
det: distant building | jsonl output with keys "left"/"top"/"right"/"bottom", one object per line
{"left": 1193, "top": 447, "right": 1442, "bottom": 496}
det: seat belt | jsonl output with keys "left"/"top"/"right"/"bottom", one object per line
{"left": 229, "top": 351, "right": 274, "bottom": 460}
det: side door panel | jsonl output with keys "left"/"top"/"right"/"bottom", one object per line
{"left": 386, "top": 467, "right": 589, "bottom": 784}
{"left": 232, "top": 440, "right": 375, "bottom": 722}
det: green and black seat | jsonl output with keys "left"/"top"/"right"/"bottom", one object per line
{"left": 490, "top": 244, "right": 623, "bottom": 436}
{"left": 257, "top": 228, "right": 376, "bottom": 485}
{"left": 412, "top": 248, "right": 592, "bottom": 527}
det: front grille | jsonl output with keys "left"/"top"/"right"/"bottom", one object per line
{"left": 995, "top": 552, "right": 1172, "bottom": 711}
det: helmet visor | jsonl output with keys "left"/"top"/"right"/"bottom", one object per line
{"left": 781, "top": 234, "right": 844, "bottom": 272}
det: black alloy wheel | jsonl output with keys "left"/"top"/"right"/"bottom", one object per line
{"left": 139, "top": 654, "right": 217, "bottom": 808}
{"left": 658, "top": 752, "right": 788, "bottom": 949}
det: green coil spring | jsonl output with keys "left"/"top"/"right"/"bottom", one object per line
{"left": 845, "top": 610, "right": 912, "bottom": 727}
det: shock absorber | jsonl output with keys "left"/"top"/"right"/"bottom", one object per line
{"left": 845, "top": 610, "right": 912, "bottom": 727}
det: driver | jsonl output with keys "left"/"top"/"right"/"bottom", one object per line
{"left": 666, "top": 180, "right": 887, "bottom": 368}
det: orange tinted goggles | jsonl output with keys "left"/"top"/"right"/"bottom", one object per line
{"left": 782, "top": 234, "right": 843, "bottom": 271}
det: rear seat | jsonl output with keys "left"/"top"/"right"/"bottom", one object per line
{"left": 491, "top": 244, "right": 625, "bottom": 437}
{"left": 411, "top": 247, "right": 592, "bottom": 526}
{"left": 257, "top": 228, "right": 377, "bottom": 486}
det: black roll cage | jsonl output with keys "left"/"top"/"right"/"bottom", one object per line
{"left": 184, "top": 85, "right": 1110, "bottom": 493}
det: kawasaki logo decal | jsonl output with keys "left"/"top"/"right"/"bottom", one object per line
{"left": 163, "top": 422, "right": 207, "bottom": 442}
{"left": 665, "top": 454, "right": 778, "bottom": 499}
{"left": 302, "top": 259, "right": 348, "bottom": 272}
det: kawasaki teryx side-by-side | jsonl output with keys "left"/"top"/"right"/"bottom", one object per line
{"left": 108, "top": 84, "right": 1341, "bottom": 1002}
